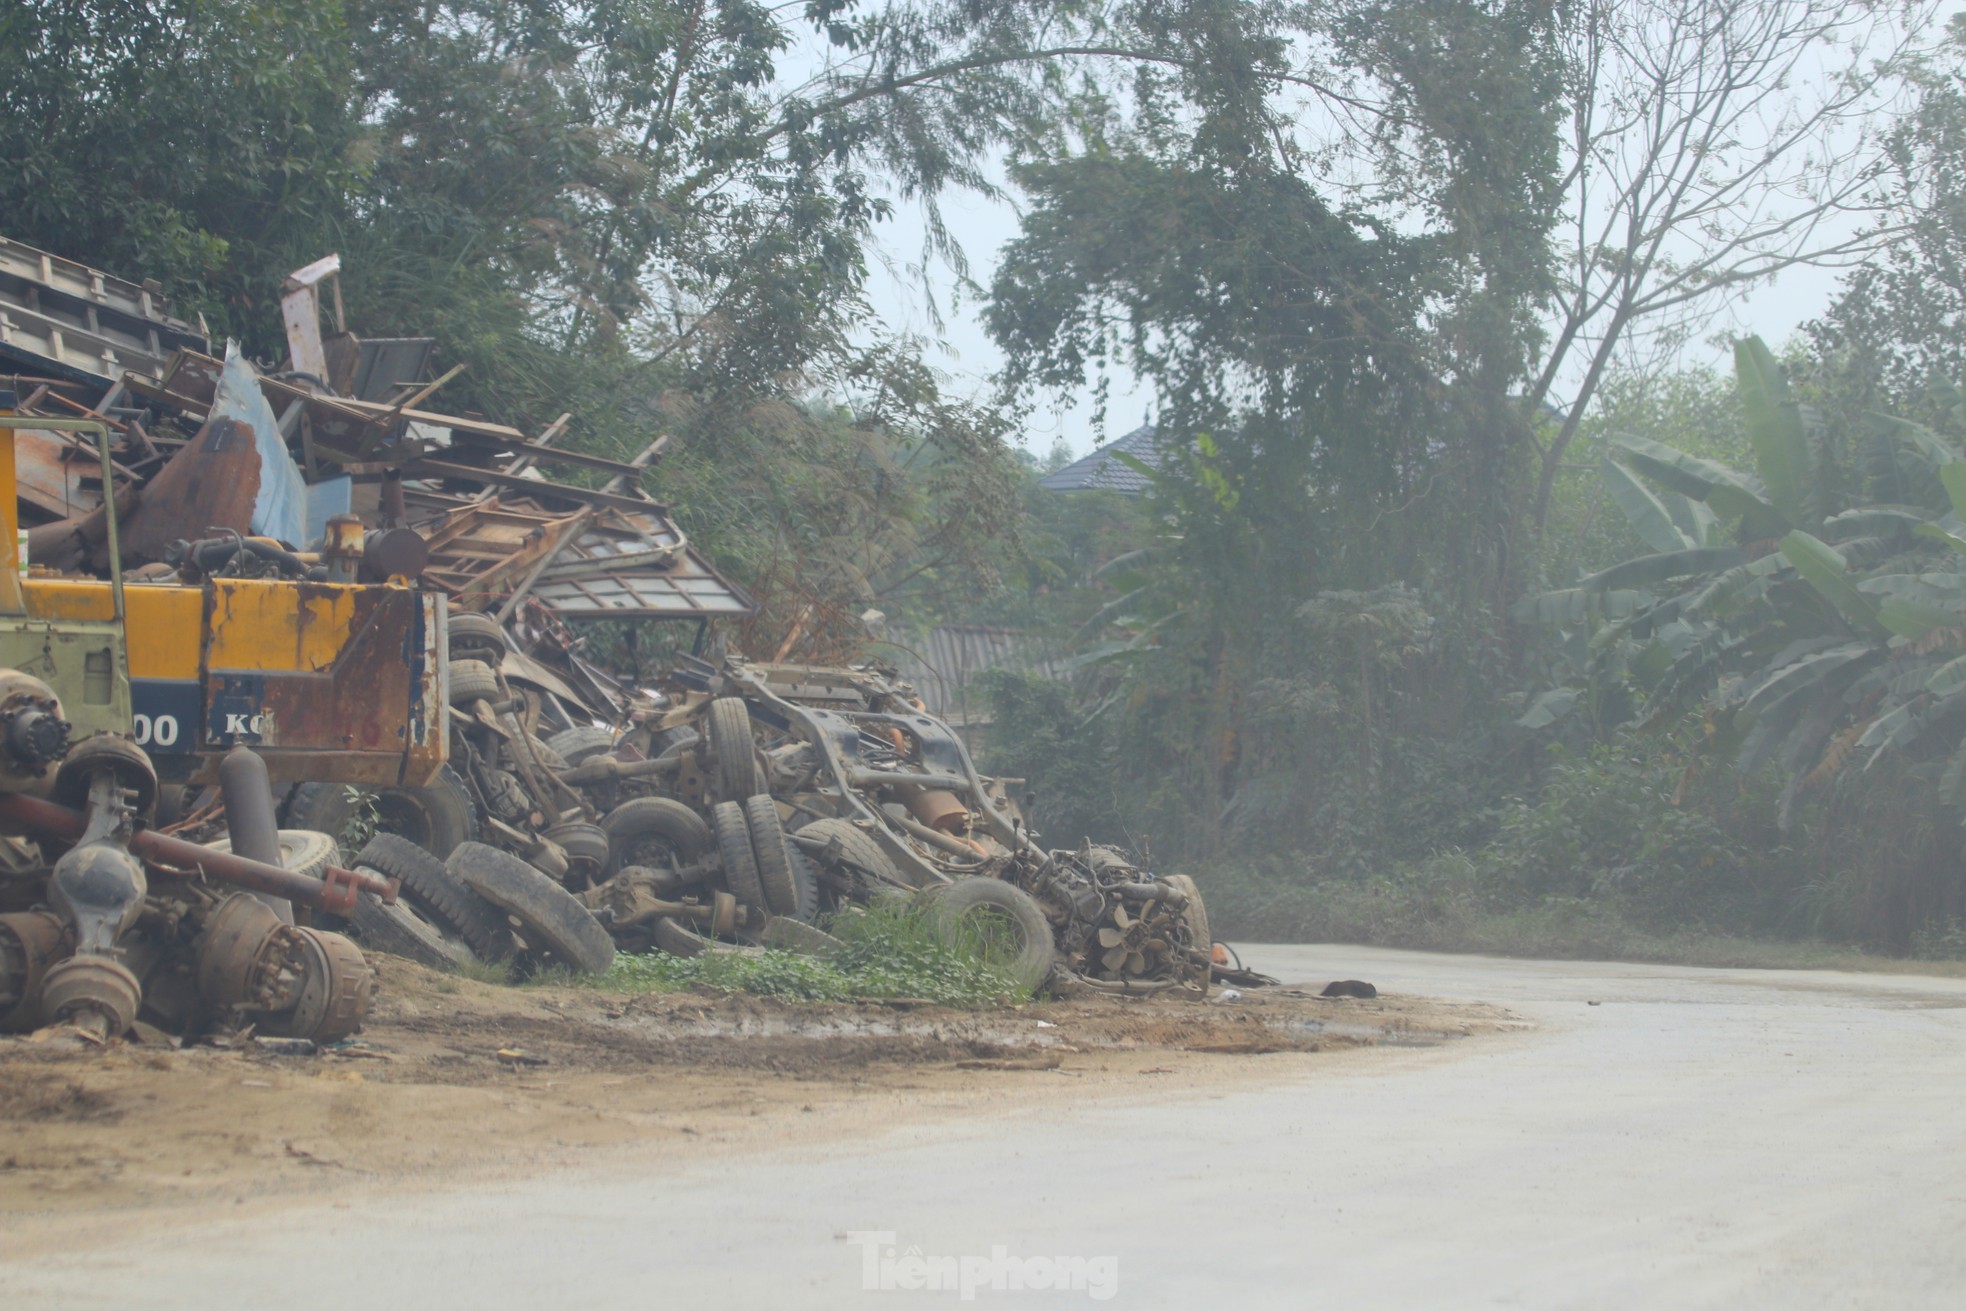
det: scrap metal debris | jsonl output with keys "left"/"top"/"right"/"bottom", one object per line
{"left": 0, "top": 721, "right": 386, "bottom": 1043}
{"left": 0, "top": 233, "right": 1244, "bottom": 1007}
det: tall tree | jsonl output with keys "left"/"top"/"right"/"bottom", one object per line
{"left": 983, "top": 0, "right": 1568, "bottom": 854}
{"left": 0, "top": 0, "right": 360, "bottom": 335}
{"left": 1808, "top": 16, "right": 1966, "bottom": 425}
{"left": 1521, "top": 0, "right": 1938, "bottom": 554}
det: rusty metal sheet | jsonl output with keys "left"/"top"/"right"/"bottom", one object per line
{"left": 122, "top": 346, "right": 307, "bottom": 558}
{"left": 203, "top": 582, "right": 445, "bottom": 785}
{"left": 12, "top": 427, "right": 102, "bottom": 520}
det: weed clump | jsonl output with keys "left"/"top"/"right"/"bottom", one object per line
{"left": 599, "top": 901, "right": 1034, "bottom": 1006}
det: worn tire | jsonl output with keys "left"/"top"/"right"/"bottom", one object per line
{"left": 928, "top": 877, "right": 1056, "bottom": 992}
{"left": 742, "top": 795, "right": 812, "bottom": 920}
{"left": 284, "top": 766, "right": 479, "bottom": 858}
{"left": 705, "top": 698, "right": 763, "bottom": 801}
{"left": 793, "top": 817, "right": 900, "bottom": 888}
{"left": 653, "top": 917, "right": 709, "bottom": 958}
{"left": 544, "top": 726, "right": 617, "bottom": 766}
{"left": 711, "top": 800, "right": 766, "bottom": 912}
{"left": 357, "top": 833, "right": 515, "bottom": 963}
{"left": 448, "top": 611, "right": 506, "bottom": 658}
{"left": 601, "top": 797, "right": 711, "bottom": 874}
{"left": 1161, "top": 874, "right": 1210, "bottom": 952}
{"left": 760, "top": 916, "right": 843, "bottom": 959}
{"left": 646, "top": 725, "right": 699, "bottom": 759}
{"left": 154, "top": 784, "right": 194, "bottom": 830}
{"left": 347, "top": 885, "right": 477, "bottom": 971}
{"left": 449, "top": 659, "right": 500, "bottom": 706}
{"left": 205, "top": 829, "right": 339, "bottom": 881}
{"left": 545, "top": 821, "right": 610, "bottom": 868}
{"left": 447, "top": 842, "right": 615, "bottom": 975}
{"left": 789, "top": 846, "right": 827, "bottom": 919}
{"left": 518, "top": 736, "right": 569, "bottom": 771}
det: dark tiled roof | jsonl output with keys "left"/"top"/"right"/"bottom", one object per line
{"left": 1037, "top": 423, "right": 1165, "bottom": 493}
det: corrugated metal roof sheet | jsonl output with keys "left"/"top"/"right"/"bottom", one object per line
{"left": 1037, "top": 423, "right": 1166, "bottom": 493}
{"left": 882, "top": 624, "right": 1066, "bottom": 722}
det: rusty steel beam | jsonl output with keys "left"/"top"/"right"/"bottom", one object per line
{"left": 0, "top": 793, "right": 396, "bottom": 913}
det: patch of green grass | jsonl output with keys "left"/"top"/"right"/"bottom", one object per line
{"left": 596, "top": 902, "right": 1033, "bottom": 1005}
{"left": 455, "top": 956, "right": 517, "bottom": 986}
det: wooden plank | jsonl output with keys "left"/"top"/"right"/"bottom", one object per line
{"left": 386, "top": 361, "right": 466, "bottom": 415}
{"left": 403, "top": 459, "right": 667, "bottom": 516}
{"left": 448, "top": 433, "right": 649, "bottom": 479}
{"left": 333, "top": 397, "right": 527, "bottom": 442}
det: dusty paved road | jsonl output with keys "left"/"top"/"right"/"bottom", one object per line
{"left": 8, "top": 944, "right": 1966, "bottom": 1308}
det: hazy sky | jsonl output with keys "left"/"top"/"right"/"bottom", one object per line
{"left": 861, "top": 186, "right": 1156, "bottom": 462}
{"left": 861, "top": 187, "right": 1854, "bottom": 461}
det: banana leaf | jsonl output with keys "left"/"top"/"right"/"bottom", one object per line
{"left": 1512, "top": 587, "right": 1651, "bottom": 626}
{"left": 1868, "top": 412, "right": 1962, "bottom": 470}
{"left": 1737, "top": 688, "right": 1812, "bottom": 778}
{"left": 1736, "top": 337, "right": 1813, "bottom": 526}
{"left": 1601, "top": 456, "right": 1698, "bottom": 553}
{"left": 1923, "top": 653, "right": 1966, "bottom": 695}
{"left": 1943, "top": 463, "right": 1966, "bottom": 522}
{"left": 1858, "top": 571, "right": 1966, "bottom": 603}
{"left": 1578, "top": 546, "right": 1747, "bottom": 593}
{"left": 1677, "top": 553, "right": 1786, "bottom": 621}
{"left": 1740, "top": 642, "right": 1876, "bottom": 716}
{"left": 1072, "top": 585, "right": 1154, "bottom": 639}
{"left": 1611, "top": 432, "right": 1789, "bottom": 542}
{"left": 1878, "top": 596, "right": 1963, "bottom": 641}
{"left": 1913, "top": 522, "right": 1966, "bottom": 555}
{"left": 1857, "top": 684, "right": 1966, "bottom": 765}
{"left": 1940, "top": 734, "right": 1966, "bottom": 812}
{"left": 1779, "top": 531, "right": 1888, "bottom": 638}
{"left": 1822, "top": 507, "right": 1928, "bottom": 540}
{"left": 1516, "top": 686, "right": 1581, "bottom": 729}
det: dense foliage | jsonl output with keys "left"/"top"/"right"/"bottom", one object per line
{"left": 975, "top": 12, "right": 1966, "bottom": 956}
{"left": 11, "top": 0, "right": 1966, "bottom": 956}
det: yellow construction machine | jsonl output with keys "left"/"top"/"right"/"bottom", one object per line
{"left": 0, "top": 402, "right": 447, "bottom": 789}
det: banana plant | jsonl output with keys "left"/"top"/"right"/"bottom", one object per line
{"left": 1515, "top": 336, "right": 1829, "bottom": 728}
{"left": 1518, "top": 339, "right": 1966, "bottom": 821}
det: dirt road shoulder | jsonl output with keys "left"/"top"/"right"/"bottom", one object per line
{"left": 0, "top": 957, "right": 1523, "bottom": 1257}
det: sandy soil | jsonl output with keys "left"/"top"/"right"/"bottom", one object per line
{"left": 0, "top": 956, "right": 1517, "bottom": 1256}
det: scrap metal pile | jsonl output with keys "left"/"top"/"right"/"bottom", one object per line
{"left": 0, "top": 701, "right": 387, "bottom": 1044}
{"left": 553, "top": 657, "right": 1214, "bottom": 994}
{"left": 0, "top": 234, "right": 1219, "bottom": 1004}
{"left": 311, "top": 652, "right": 1214, "bottom": 996}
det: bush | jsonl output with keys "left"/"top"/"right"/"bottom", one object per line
{"left": 1195, "top": 719, "right": 1826, "bottom": 951}
{"left": 1476, "top": 729, "right": 1797, "bottom": 934}
{"left": 1792, "top": 760, "right": 1966, "bottom": 952}
{"left": 974, "top": 669, "right": 1124, "bottom": 848}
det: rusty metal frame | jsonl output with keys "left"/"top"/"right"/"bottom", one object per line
{"left": 0, "top": 416, "right": 125, "bottom": 620}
